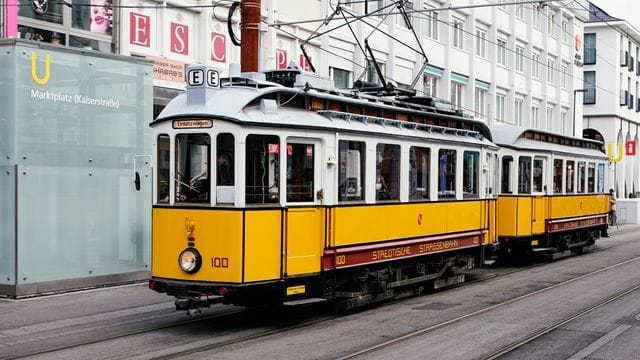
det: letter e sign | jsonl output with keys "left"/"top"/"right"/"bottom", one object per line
{"left": 188, "top": 69, "right": 204, "bottom": 86}
{"left": 207, "top": 69, "right": 220, "bottom": 88}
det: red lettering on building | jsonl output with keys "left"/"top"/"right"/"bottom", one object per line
{"left": 211, "top": 32, "right": 226, "bottom": 63}
{"left": 626, "top": 141, "right": 637, "bottom": 156}
{"left": 276, "top": 49, "right": 287, "bottom": 69}
{"left": 299, "top": 54, "right": 312, "bottom": 72}
{"left": 170, "top": 23, "right": 189, "bottom": 55}
{"left": 130, "top": 13, "right": 150, "bottom": 47}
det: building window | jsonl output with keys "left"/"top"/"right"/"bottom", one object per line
{"left": 438, "top": 149, "right": 456, "bottom": 199}
{"left": 495, "top": 93, "right": 506, "bottom": 122}
{"left": 548, "top": 11, "right": 556, "bottom": 37}
{"left": 452, "top": 17, "right": 464, "bottom": 49}
{"left": 546, "top": 106, "right": 554, "bottom": 131}
{"left": 475, "top": 88, "right": 487, "bottom": 119}
{"left": 423, "top": 74, "right": 438, "bottom": 97}
{"left": 561, "top": 64, "right": 569, "bottom": 89}
{"left": 396, "top": 0, "right": 413, "bottom": 28}
{"left": 409, "top": 146, "right": 430, "bottom": 201}
{"left": 532, "top": 104, "right": 540, "bottom": 128}
{"left": 516, "top": 1, "right": 524, "bottom": 19}
{"left": 547, "top": 57, "right": 555, "bottom": 83}
{"left": 560, "top": 110, "right": 567, "bottom": 133}
{"left": 367, "top": 0, "right": 383, "bottom": 14}
{"left": 451, "top": 82, "right": 463, "bottom": 108}
{"left": 424, "top": 5, "right": 439, "bottom": 40}
{"left": 562, "top": 19, "right": 569, "bottom": 43}
{"left": 584, "top": 71, "right": 596, "bottom": 104}
{"left": 584, "top": 33, "right": 596, "bottom": 64}
{"left": 532, "top": 51, "right": 541, "bottom": 78}
{"left": 366, "top": 60, "right": 385, "bottom": 85}
{"left": 476, "top": 28, "right": 487, "bottom": 58}
{"left": 497, "top": 38, "right": 507, "bottom": 66}
{"left": 533, "top": 7, "right": 541, "bottom": 29}
{"left": 331, "top": 67, "right": 351, "bottom": 89}
{"left": 515, "top": 45, "right": 525, "bottom": 72}
{"left": 514, "top": 98, "right": 524, "bottom": 126}
{"left": 338, "top": 140, "right": 365, "bottom": 201}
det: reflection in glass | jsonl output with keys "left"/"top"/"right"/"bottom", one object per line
{"left": 438, "top": 149, "right": 456, "bottom": 199}
{"left": 409, "top": 146, "right": 430, "bottom": 200}
{"left": 463, "top": 151, "right": 479, "bottom": 198}
{"left": 376, "top": 143, "right": 400, "bottom": 201}
{"left": 287, "top": 143, "right": 314, "bottom": 202}
{"left": 553, "top": 159, "right": 563, "bottom": 194}
{"left": 246, "top": 135, "right": 280, "bottom": 204}
{"left": 157, "top": 135, "right": 170, "bottom": 203}
{"left": 501, "top": 156, "right": 513, "bottom": 194}
{"left": 175, "top": 134, "right": 210, "bottom": 203}
{"left": 566, "top": 160, "right": 575, "bottom": 193}
{"left": 577, "top": 162, "right": 586, "bottom": 193}
{"left": 518, "top": 156, "right": 531, "bottom": 194}
{"left": 338, "top": 140, "right": 365, "bottom": 201}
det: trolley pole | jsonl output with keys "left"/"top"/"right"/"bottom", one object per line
{"left": 241, "top": 0, "right": 261, "bottom": 73}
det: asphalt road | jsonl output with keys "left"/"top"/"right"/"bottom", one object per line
{"left": 0, "top": 225, "right": 639, "bottom": 360}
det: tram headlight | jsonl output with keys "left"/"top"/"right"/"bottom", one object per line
{"left": 178, "top": 248, "right": 202, "bottom": 274}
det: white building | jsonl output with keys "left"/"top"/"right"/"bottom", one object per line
{"left": 582, "top": 2, "right": 640, "bottom": 201}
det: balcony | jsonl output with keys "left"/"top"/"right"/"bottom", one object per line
{"left": 584, "top": 48, "right": 596, "bottom": 65}
{"left": 583, "top": 88, "right": 596, "bottom": 104}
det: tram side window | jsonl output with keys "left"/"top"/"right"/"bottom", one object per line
{"left": 157, "top": 135, "right": 170, "bottom": 203}
{"left": 287, "top": 143, "right": 314, "bottom": 202}
{"left": 577, "top": 161, "right": 586, "bottom": 193}
{"left": 533, "top": 158, "right": 544, "bottom": 193}
{"left": 597, "top": 163, "right": 605, "bottom": 193}
{"left": 376, "top": 143, "right": 400, "bottom": 201}
{"left": 246, "top": 135, "right": 280, "bottom": 204}
{"left": 338, "top": 140, "right": 365, "bottom": 201}
{"left": 175, "top": 133, "right": 211, "bottom": 203}
{"left": 463, "top": 151, "right": 479, "bottom": 198}
{"left": 438, "top": 149, "right": 456, "bottom": 199}
{"left": 216, "top": 133, "right": 234, "bottom": 203}
{"left": 587, "top": 163, "right": 595, "bottom": 193}
{"left": 501, "top": 156, "right": 513, "bottom": 194}
{"left": 566, "top": 160, "right": 575, "bottom": 193}
{"left": 553, "top": 159, "right": 563, "bottom": 194}
{"left": 409, "top": 146, "right": 430, "bottom": 201}
{"left": 518, "top": 156, "right": 531, "bottom": 194}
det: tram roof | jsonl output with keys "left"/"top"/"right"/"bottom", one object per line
{"left": 490, "top": 125, "right": 606, "bottom": 158}
{"left": 154, "top": 75, "right": 496, "bottom": 147}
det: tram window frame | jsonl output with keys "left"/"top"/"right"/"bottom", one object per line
{"left": 286, "top": 142, "right": 315, "bottom": 203}
{"left": 175, "top": 133, "right": 211, "bottom": 204}
{"left": 338, "top": 140, "right": 366, "bottom": 202}
{"left": 216, "top": 133, "right": 235, "bottom": 203}
{"left": 245, "top": 134, "right": 281, "bottom": 204}
{"left": 518, "top": 156, "right": 532, "bottom": 194}
{"left": 532, "top": 157, "right": 544, "bottom": 193}
{"left": 577, "top": 161, "right": 586, "bottom": 193}
{"left": 597, "top": 163, "right": 605, "bottom": 193}
{"left": 157, "top": 134, "right": 170, "bottom": 203}
{"left": 409, "top": 146, "right": 430, "bottom": 201}
{"left": 587, "top": 162, "right": 595, "bottom": 193}
{"left": 501, "top": 156, "right": 513, "bottom": 194}
{"left": 566, "top": 160, "right": 575, "bottom": 193}
{"left": 553, "top": 159, "right": 563, "bottom": 194}
{"left": 438, "top": 149, "right": 457, "bottom": 199}
{"left": 463, "top": 151, "right": 479, "bottom": 199}
{"left": 376, "top": 143, "right": 400, "bottom": 201}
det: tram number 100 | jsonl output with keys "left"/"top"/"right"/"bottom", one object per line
{"left": 335, "top": 255, "right": 346, "bottom": 265}
{"left": 211, "top": 257, "right": 229, "bottom": 268}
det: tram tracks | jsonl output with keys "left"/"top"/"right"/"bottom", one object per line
{"left": 7, "top": 233, "right": 636, "bottom": 359}
{"left": 336, "top": 255, "right": 640, "bottom": 360}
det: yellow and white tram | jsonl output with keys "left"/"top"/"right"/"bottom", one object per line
{"left": 149, "top": 66, "right": 501, "bottom": 310}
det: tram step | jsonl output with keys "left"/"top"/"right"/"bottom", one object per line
{"left": 283, "top": 298, "right": 328, "bottom": 307}
{"left": 433, "top": 275, "right": 465, "bottom": 289}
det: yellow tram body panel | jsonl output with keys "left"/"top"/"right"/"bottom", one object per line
{"left": 330, "top": 200, "right": 489, "bottom": 248}
{"left": 496, "top": 196, "right": 549, "bottom": 237}
{"left": 153, "top": 208, "right": 283, "bottom": 284}
{"left": 285, "top": 207, "right": 325, "bottom": 276}
{"left": 549, "top": 195, "right": 608, "bottom": 219}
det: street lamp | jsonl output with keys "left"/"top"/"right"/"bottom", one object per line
{"left": 573, "top": 89, "right": 587, "bottom": 137}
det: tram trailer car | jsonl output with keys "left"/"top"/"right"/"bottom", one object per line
{"left": 149, "top": 66, "right": 503, "bottom": 311}
{"left": 491, "top": 126, "right": 610, "bottom": 258}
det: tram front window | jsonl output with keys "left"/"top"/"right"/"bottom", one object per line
{"left": 175, "top": 133, "right": 211, "bottom": 203}
{"left": 157, "top": 134, "right": 170, "bottom": 203}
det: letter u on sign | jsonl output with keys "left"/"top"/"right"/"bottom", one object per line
{"left": 31, "top": 52, "right": 50, "bottom": 85}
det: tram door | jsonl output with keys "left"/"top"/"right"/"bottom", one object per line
{"left": 284, "top": 140, "right": 325, "bottom": 276}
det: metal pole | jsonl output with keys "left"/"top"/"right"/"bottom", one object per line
{"left": 241, "top": 0, "right": 261, "bottom": 73}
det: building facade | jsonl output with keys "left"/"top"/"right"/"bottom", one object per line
{"left": 583, "top": 2, "right": 640, "bottom": 203}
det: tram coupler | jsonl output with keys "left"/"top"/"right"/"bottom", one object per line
{"left": 175, "top": 295, "right": 223, "bottom": 315}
